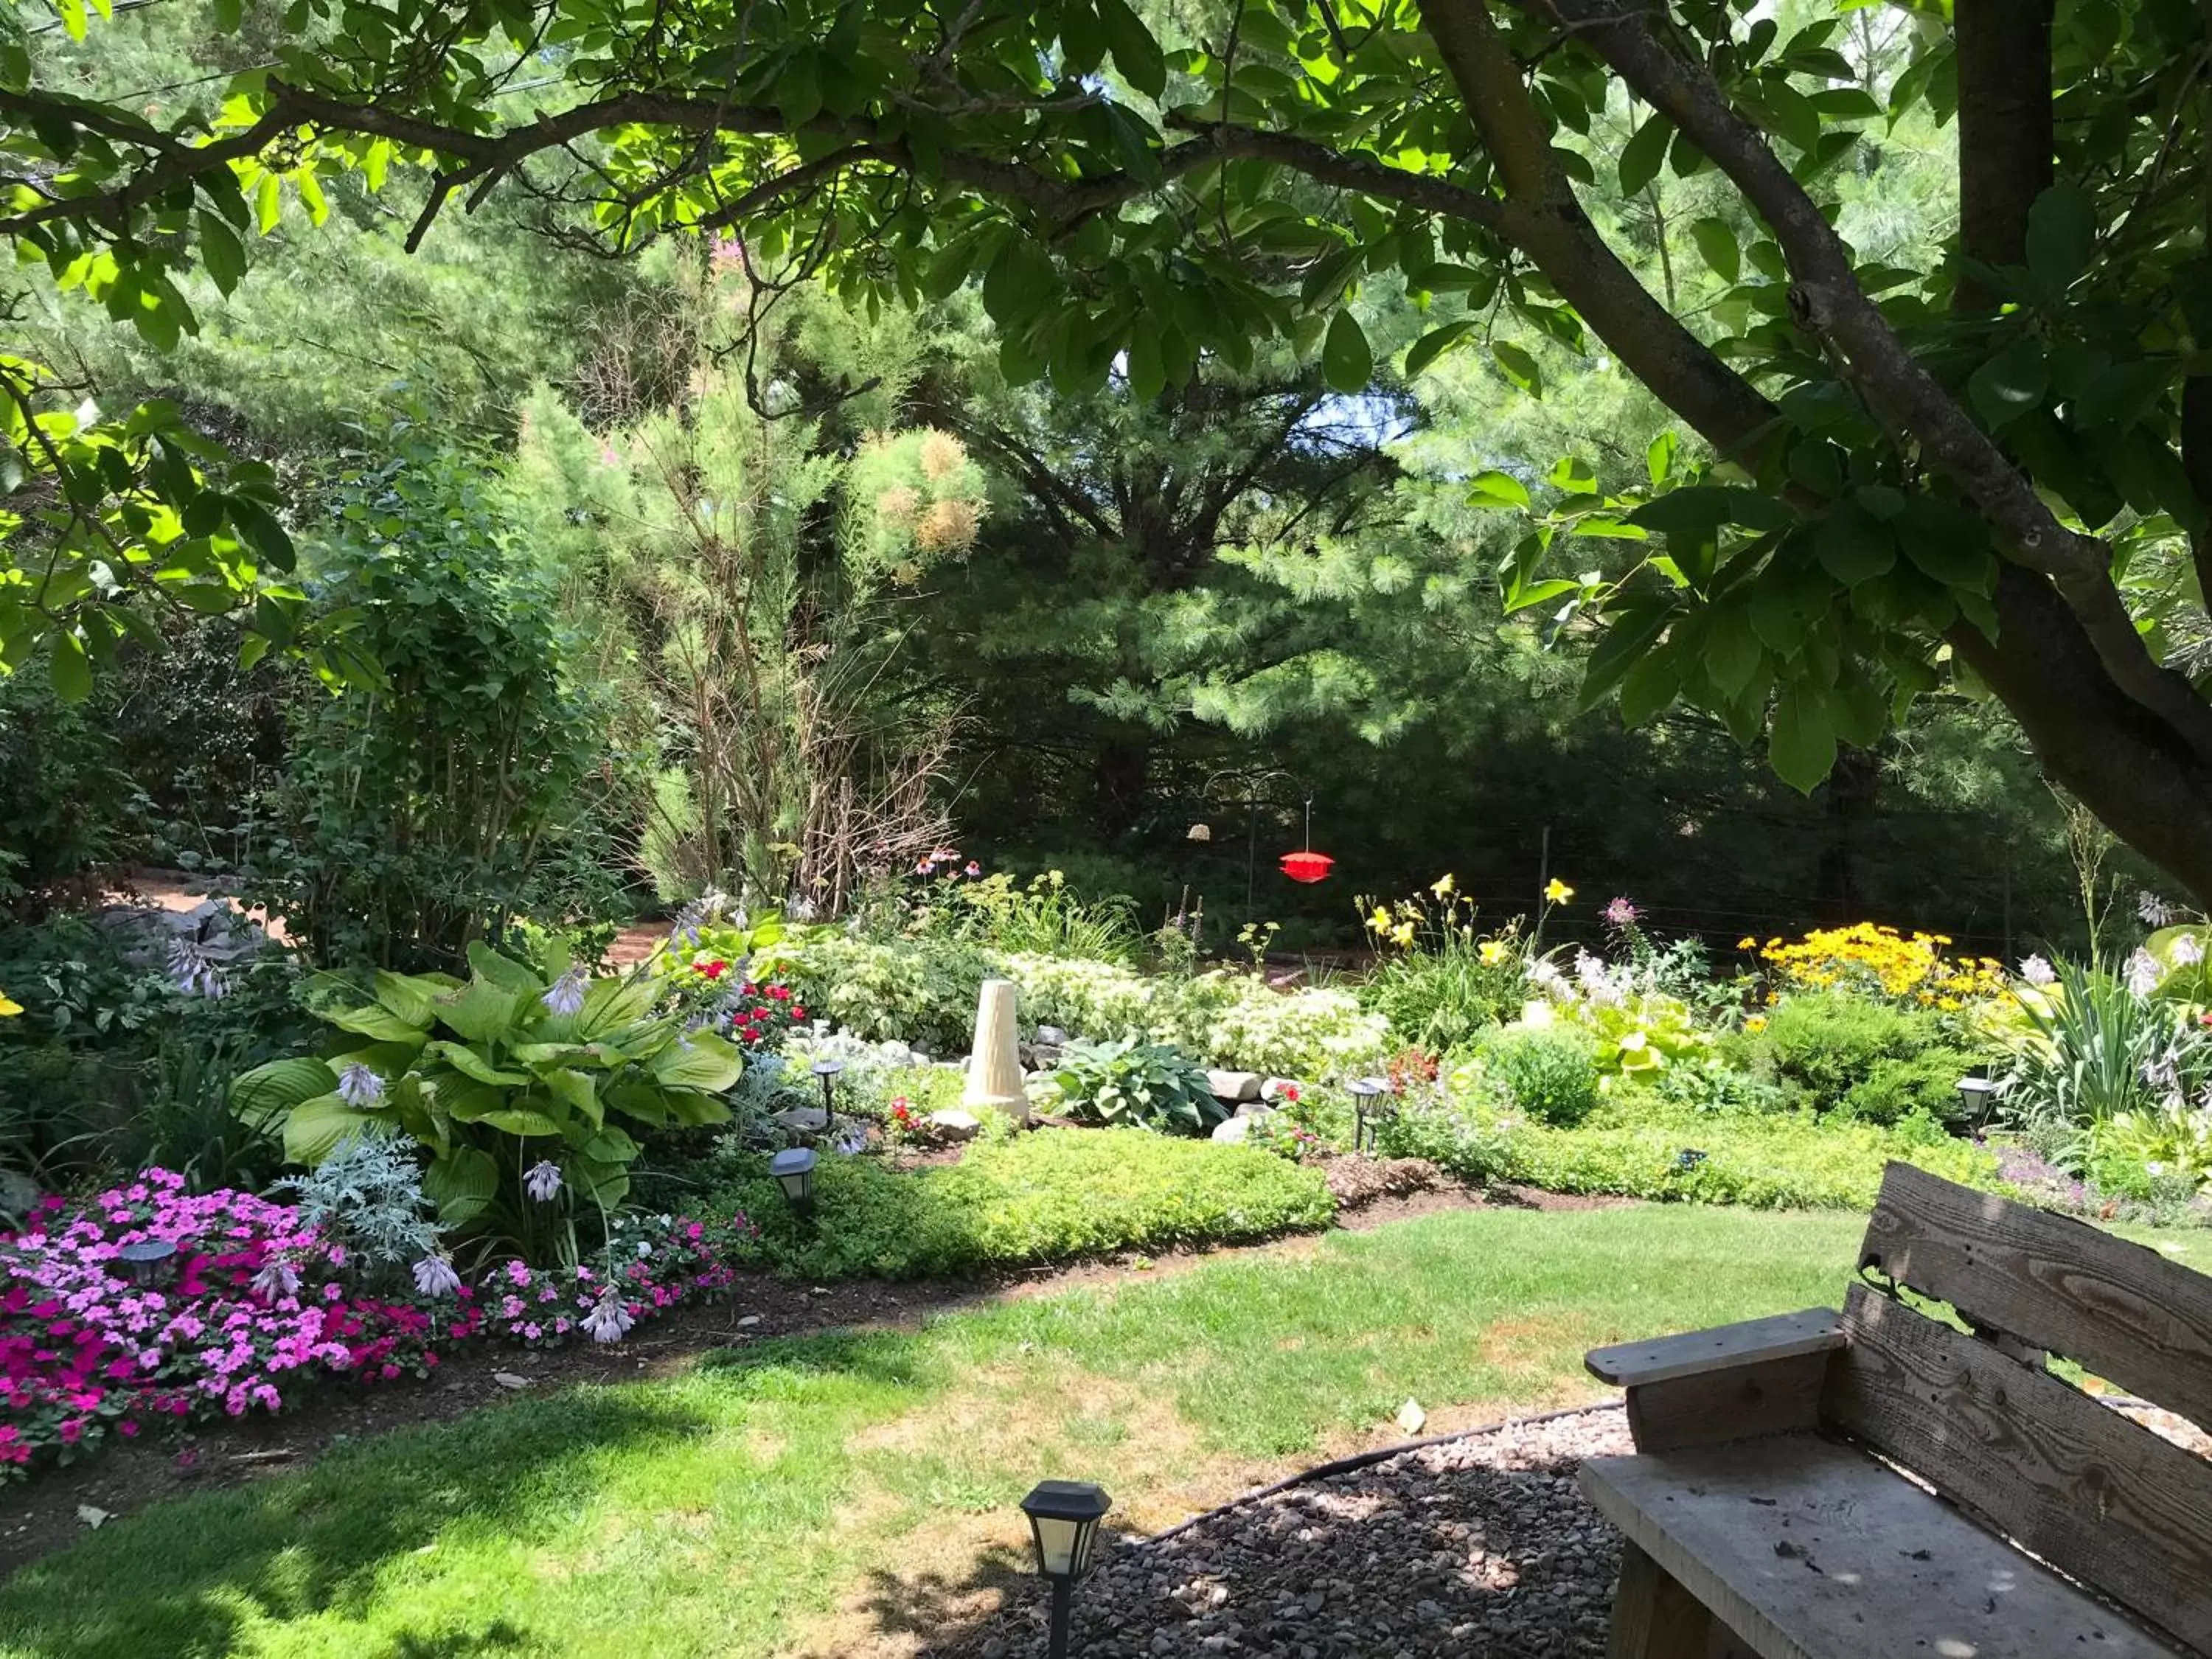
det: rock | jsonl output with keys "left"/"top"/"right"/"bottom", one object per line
{"left": 1233, "top": 1100, "right": 1276, "bottom": 1120}
{"left": 1397, "top": 1398, "right": 1427, "bottom": 1435}
{"left": 0, "top": 1168, "right": 43, "bottom": 1224}
{"left": 491, "top": 1372, "right": 532, "bottom": 1390}
{"left": 1207, "top": 1069, "right": 1263, "bottom": 1103}
{"left": 737, "top": 1315, "right": 762, "bottom": 1327}
{"left": 926, "top": 1108, "right": 983, "bottom": 1142}
{"left": 1211, "top": 1116, "right": 1259, "bottom": 1144}
{"left": 770, "top": 1106, "right": 828, "bottom": 1136}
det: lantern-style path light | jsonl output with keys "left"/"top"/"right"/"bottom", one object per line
{"left": 1019, "top": 1479, "right": 1113, "bottom": 1658}
{"left": 768, "top": 1147, "right": 818, "bottom": 1217}
{"left": 112, "top": 1239, "right": 178, "bottom": 1287}
{"left": 1347, "top": 1077, "right": 1389, "bottom": 1154}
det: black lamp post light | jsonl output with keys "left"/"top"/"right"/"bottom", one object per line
{"left": 1955, "top": 1074, "right": 2000, "bottom": 1129}
{"left": 112, "top": 1238, "right": 178, "bottom": 1287}
{"left": 811, "top": 1056, "right": 844, "bottom": 1123}
{"left": 768, "top": 1147, "right": 818, "bottom": 1218}
{"left": 1020, "top": 1478, "right": 1112, "bottom": 1659}
{"left": 1347, "top": 1077, "right": 1391, "bottom": 1154}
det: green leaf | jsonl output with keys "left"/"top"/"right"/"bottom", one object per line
{"left": 1618, "top": 113, "right": 1674, "bottom": 196}
{"left": 2025, "top": 183, "right": 2096, "bottom": 293}
{"left": 282, "top": 1093, "right": 380, "bottom": 1164}
{"left": 1704, "top": 605, "right": 1763, "bottom": 697}
{"left": 466, "top": 940, "right": 543, "bottom": 994}
{"left": 1579, "top": 602, "right": 1673, "bottom": 710}
{"left": 431, "top": 979, "right": 530, "bottom": 1044}
{"left": 1096, "top": 0, "right": 1166, "bottom": 100}
{"left": 1967, "top": 336, "right": 2048, "bottom": 429}
{"left": 1768, "top": 684, "right": 1837, "bottom": 794}
{"left": 542, "top": 1066, "right": 604, "bottom": 1129}
{"left": 1548, "top": 456, "right": 1597, "bottom": 493}
{"left": 1812, "top": 504, "right": 1896, "bottom": 586}
{"left": 1467, "top": 469, "right": 1530, "bottom": 509}
{"left": 198, "top": 209, "right": 246, "bottom": 296}
{"left": 649, "top": 1029, "right": 745, "bottom": 1092}
{"left": 425, "top": 1040, "right": 530, "bottom": 1086}
{"left": 1321, "top": 310, "right": 1372, "bottom": 393}
{"left": 49, "top": 632, "right": 91, "bottom": 703}
{"left": 1492, "top": 339, "right": 1542, "bottom": 397}
{"left": 422, "top": 1146, "right": 499, "bottom": 1225}
{"left": 371, "top": 970, "right": 441, "bottom": 1029}
{"left": 1403, "top": 319, "right": 1475, "bottom": 378}
{"left": 1646, "top": 431, "right": 1677, "bottom": 486}
{"left": 1616, "top": 645, "right": 1682, "bottom": 728}
{"left": 1688, "top": 217, "right": 1739, "bottom": 284}
{"left": 330, "top": 1001, "right": 433, "bottom": 1044}
{"left": 480, "top": 1106, "right": 564, "bottom": 1138}
{"left": 657, "top": 1088, "right": 734, "bottom": 1128}
{"left": 230, "top": 1056, "right": 337, "bottom": 1130}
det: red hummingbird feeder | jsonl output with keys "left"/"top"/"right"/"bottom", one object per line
{"left": 1279, "top": 799, "right": 1334, "bottom": 883}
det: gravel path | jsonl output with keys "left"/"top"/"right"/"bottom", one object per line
{"left": 934, "top": 1406, "right": 1632, "bottom": 1659}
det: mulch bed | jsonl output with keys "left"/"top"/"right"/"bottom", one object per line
{"left": 0, "top": 1171, "right": 1611, "bottom": 1577}
{"left": 929, "top": 1407, "right": 1632, "bottom": 1659}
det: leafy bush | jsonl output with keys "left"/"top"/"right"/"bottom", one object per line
{"left": 1837, "top": 1048, "right": 1983, "bottom": 1127}
{"left": 1380, "top": 1093, "right": 1996, "bottom": 1211}
{"left": 1184, "top": 974, "right": 1390, "bottom": 1079}
{"left": 781, "top": 933, "right": 992, "bottom": 1052}
{"left": 1041, "top": 1037, "right": 1222, "bottom": 1134}
{"left": 1472, "top": 1025, "right": 1601, "bottom": 1127}
{"left": 1748, "top": 992, "right": 1947, "bottom": 1110}
{"left": 229, "top": 942, "right": 740, "bottom": 1237}
{"left": 708, "top": 1129, "right": 1334, "bottom": 1280}
{"left": 2005, "top": 956, "right": 2205, "bottom": 1130}
{"left": 272, "top": 1133, "right": 444, "bottom": 1287}
{"left": 930, "top": 870, "right": 1143, "bottom": 963}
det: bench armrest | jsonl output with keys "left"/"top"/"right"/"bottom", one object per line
{"left": 1585, "top": 1307, "right": 1845, "bottom": 1388}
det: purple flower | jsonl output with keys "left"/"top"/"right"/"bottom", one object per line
{"left": 411, "top": 1256, "right": 462, "bottom": 1298}
{"left": 524, "top": 1161, "right": 563, "bottom": 1203}
{"left": 2174, "top": 934, "right": 2205, "bottom": 968}
{"left": 541, "top": 970, "right": 588, "bottom": 1018}
{"left": 335, "top": 1062, "right": 384, "bottom": 1108}
{"left": 2139, "top": 890, "right": 2177, "bottom": 927}
{"left": 2017, "top": 955, "right": 2056, "bottom": 987}
{"left": 2126, "top": 947, "right": 2163, "bottom": 998}
{"left": 581, "top": 1291, "right": 634, "bottom": 1344}
{"left": 167, "top": 938, "right": 227, "bottom": 999}
{"left": 251, "top": 1259, "right": 300, "bottom": 1301}
{"left": 1601, "top": 896, "right": 1639, "bottom": 930}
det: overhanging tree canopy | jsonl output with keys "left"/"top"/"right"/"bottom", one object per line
{"left": 4, "top": 0, "right": 2211, "bottom": 900}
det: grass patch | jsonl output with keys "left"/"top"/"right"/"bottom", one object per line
{"left": 713, "top": 1128, "right": 1337, "bottom": 1281}
{"left": 0, "top": 1204, "right": 1867, "bottom": 1659}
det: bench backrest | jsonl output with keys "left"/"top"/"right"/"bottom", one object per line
{"left": 1832, "top": 1162, "right": 2212, "bottom": 1652}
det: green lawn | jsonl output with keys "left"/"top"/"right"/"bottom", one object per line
{"left": 1, "top": 1203, "right": 2197, "bottom": 1659}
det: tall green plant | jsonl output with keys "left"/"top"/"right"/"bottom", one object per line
{"left": 230, "top": 942, "right": 740, "bottom": 1243}
{"left": 246, "top": 432, "right": 625, "bottom": 970}
{"left": 2005, "top": 958, "right": 2205, "bottom": 1130}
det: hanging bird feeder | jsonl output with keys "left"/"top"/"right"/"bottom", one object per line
{"left": 1279, "top": 799, "right": 1335, "bottom": 884}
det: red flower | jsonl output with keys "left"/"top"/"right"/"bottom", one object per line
{"left": 766, "top": 984, "right": 791, "bottom": 1001}
{"left": 699, "top": 960, "right": 728, "bottom": 981}
{"left": 790, "top": 1005, "right": 807, "bottom": 1020}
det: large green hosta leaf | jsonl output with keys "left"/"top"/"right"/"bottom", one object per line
{"left": 425, "top": 1040, "right": 530, "bottom": 1085}
{"left": 230, "top": 1056, "right": 336, "bottom": 1130}
{"left": 649, "top": 1029, "right": 744, "bottom": 1092}
{"left": 282, "top": 1092, "right": 382, "bottom": 1163}
{"left": 434, "top": 978, "right": 533, "bottom": 1044}
{"left": 422, "top": 1146, "right": 499, "bottom": 1225}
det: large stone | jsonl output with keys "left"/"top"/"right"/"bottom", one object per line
{"left": 770, "top": 1106, "right": 828, "bottom": 1137}
{"left": 1211, "top": 1109, "right": 1273, "bottom": 1144}
{"left": 0, "top": 1168, "right": 42, "bottom": 1223}
{"left": 1206, "top": 1069, "right": 1263, "bottom": 1104}
{"left": 925, "top": 1109, "right": 982, "bottom": 1142}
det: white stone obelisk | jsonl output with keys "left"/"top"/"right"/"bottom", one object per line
{"left": 962, "top": 978, "right": 1029, "bottom": 1125}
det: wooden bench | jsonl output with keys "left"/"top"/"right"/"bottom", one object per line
{"left": 1578, "top": 1161, "right": 2212, "bottom": 1658}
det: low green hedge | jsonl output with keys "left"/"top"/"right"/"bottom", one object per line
{"left": 709, "top": 1127, "right": 1337, "bottom": 1280}
{"left": 1380, "top": 1102, "right": 1999, "bottom": 1211}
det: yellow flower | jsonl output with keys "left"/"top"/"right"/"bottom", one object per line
{"left": 1736, "top": 936, "right": 1756, "bottom": 950}
{"left": 0, "top": 990, "right": 19, "bottom": 1018}
{"left": 1391, "top": 922, "right": 1416, "bottom": 948}
{"left": 1544, "top": 878, "right": 1574, "bottom": 905}
{"left": 1479, "top": 939, "right": 1512, "bottom": 966}
{"left": 1430, "top": 873, "right": 1456, "bottom": 897}
{"left": 1368, "top": 906, "right": 1393, "bottom": 933}
{"left": 1743, "top": 1014, "right": 1767, "bottom": 1033}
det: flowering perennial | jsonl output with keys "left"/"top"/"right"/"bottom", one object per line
{"left": 3, "top": 1172, "right": 753, "bottom": 1478}
{"left": 1747, "top": 923, "right": 2006, "bottom": 1009}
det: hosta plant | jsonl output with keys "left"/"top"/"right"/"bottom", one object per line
{"left": 229, "top": 943, "right": 742, "bottom": 1231}
{"left": 1040, "top": 1037, "right": 1224, "bottom": 1135}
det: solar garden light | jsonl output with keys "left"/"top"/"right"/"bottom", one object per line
{"left": 1955, "top": 1074, "right": 2000, "bottom": 1128}
{"left": 1346, "top": 1077, "right": 1387, "bottom": 1154}
{"left": 1676, "top": 1147, "right": 1708, "bottom": 1172}
{"left": 112, "top": 1238, "right": 178, "bottom": 1287}
{"left": 768, "top": 1147, "right": 818, "bottom": 1218}
{"left": 811, "top": 1057, "right": 844, "bottom": 1122}
{"left": 1019, "top": 1479, "right": 1112, "bottom": 1659}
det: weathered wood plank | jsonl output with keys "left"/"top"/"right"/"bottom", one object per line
{"left": 1861, "top": 1159, "right": 2212, "bottom": 1427}
{"left": 1582, "top": 1433, "right": 2183, "bottom": 1659}
{"left": 1585, "top": 1310, "right": 1844, "bottom": 1388}
{"left": 1624, "top": 1350, "right": 1829, "bottom": 1453}
{"left": 1826, "top": 1281, "right": 2212, "bottom": 1652}
{"left": 1607, "top": 1541, "right": 1714, "bottom": 1659}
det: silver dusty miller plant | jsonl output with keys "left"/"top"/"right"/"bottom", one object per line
{"left": 274, "top": 1133, "right": 444, "bottom": 1283}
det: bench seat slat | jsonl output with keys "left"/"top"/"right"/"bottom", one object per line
{"left": 1580, "top": 1435, "right": 2183, "bottom": 1659}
